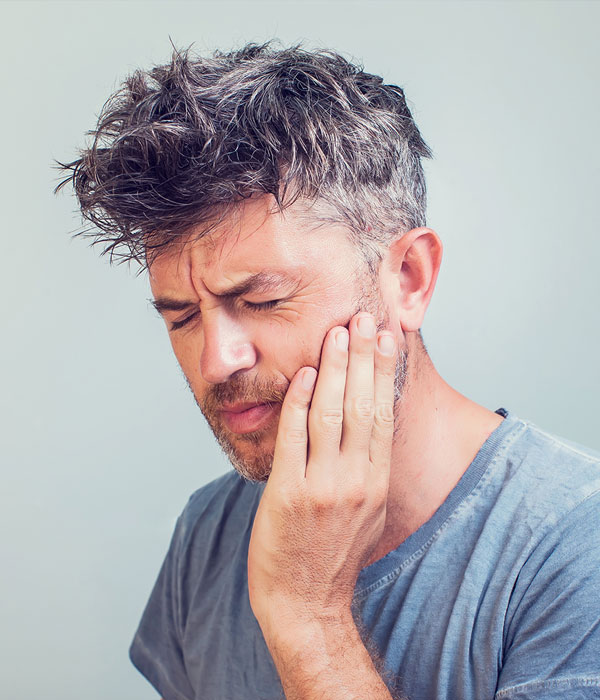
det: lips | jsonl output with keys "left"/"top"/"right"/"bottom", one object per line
{"left": 220, "top": 402, "right": 279, "bottom": 434}
{"left": 221, "top": 402, "right": 266, "bottom": 413}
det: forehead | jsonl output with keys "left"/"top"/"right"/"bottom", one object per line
{"left": 148, "top": 197, "right": 361, "bottom": 293}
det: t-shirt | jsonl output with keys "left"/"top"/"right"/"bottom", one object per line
{"left": 130, "top": 410, "right": 600, "bottom": 699}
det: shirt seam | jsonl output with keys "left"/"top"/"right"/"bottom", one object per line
{"left": 354, "top": 418, "right": 527, "bottom": 601}
{"left": 495, "top": 676, "right": 600, "bottom": 697}
{"left": 525, "top": 423, "right": 600, "bottom": 464}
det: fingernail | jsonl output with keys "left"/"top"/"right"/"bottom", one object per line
{"left": 336, "top": 329, "right": 349, "bottom": 350}
{"left": 357, "top": 315, "right": 375, "bottom": 338}
{"left": 302, "top": 368, "right": 317, "bottom": 390}
{"left": 378, "top": 333, "right": 395, "bottom": 355}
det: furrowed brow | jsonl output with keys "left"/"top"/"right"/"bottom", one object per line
{"left": 150, "top": 271, "right": 299, "bottom": 315}
{"left": 217, "top": 271, "right": 297, "bottom": 298}
{"left": 150, "top": 297, "right": 197, "bottom": 315}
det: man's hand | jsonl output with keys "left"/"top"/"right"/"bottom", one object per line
{"left": 247, "top": 311, "right": 397, "bottom": 649}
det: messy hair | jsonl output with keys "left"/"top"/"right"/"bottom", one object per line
{"left": 56, "top": 42, "right": 432, "bottom": 269}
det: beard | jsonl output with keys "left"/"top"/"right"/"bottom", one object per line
{"left": 188, "top": 284, "right": 408, "bottom": 483}
{"left": 192, "top": 372, "right": 289, "bottom": 482}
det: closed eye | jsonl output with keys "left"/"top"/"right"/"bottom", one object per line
{"left": 169, "top": 299, "right": 283, "bottom": 331}
{"left": 170, "top": 312, "right": 199, "bottom": 331}
{"left": 241, "top": 299, "right": 282, "bottom": 312}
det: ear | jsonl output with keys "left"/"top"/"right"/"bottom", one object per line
{"left": 380, "top": 227, "right": 443, "bottom": 332}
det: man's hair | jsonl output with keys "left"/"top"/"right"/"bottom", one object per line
{"left": 57, "top": 42, "right": 432, "bottom": 270}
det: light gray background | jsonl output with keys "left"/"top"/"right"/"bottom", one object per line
{"left": 1, "top": 1, "right": 598, "bottom": 698}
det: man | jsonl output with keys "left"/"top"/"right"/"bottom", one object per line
{"left": 58, "top": 43, "right": 600, "bottom": 699}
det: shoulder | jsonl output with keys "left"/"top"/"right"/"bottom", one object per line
{"left": 490, "top": 418, "right": 600, "bottom": 693}
{"left": 129, "top": 471, "right": 266, "bottom": 699}
{"left": 512, "top": 415, "right": 600, "bottom": 468}
{"left": 470, "top": 413, "right": 600, "bottom": 586}
{"left": 171, "top": 470, "right": 265, "bottom": 570}
{"left": 499, "top": 414, "right": 600, "bottom": 525}
{"left": 181, "top": 469, "right": 263, "bottom": 525}
{"left": 498, "top": 415, "right": 600, "bottom": 626}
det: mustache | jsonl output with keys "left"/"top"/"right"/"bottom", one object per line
{"left": 201, "top": 374, "right": 290, "bottom": 416}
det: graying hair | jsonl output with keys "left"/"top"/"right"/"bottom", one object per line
{"left": 56, "top": 41, "right": 432, "bottom": 269}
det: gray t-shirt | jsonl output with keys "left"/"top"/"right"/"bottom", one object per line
{"left": 130, "top": 411, "right": 600, "bottom": 699}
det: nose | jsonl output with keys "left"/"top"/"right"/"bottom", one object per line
{"left": 199, "top": 309, "right": 258, "bottom": 384}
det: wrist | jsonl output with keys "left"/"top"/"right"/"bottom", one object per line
{"left": 258, "top": 602, "right": 357, "bottom": 653}
{"left": 258, "top": 608, "right": 393, "bottom": 698}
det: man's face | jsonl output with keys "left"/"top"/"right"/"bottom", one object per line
{"left": 149, "top": 197, "right": 403, "bottom": 482}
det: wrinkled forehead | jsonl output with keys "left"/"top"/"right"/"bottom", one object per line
{"left": 147, "top": 196, "right": 362, "bottom": 292}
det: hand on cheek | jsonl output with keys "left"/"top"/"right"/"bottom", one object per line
{"left": 247, "top": 312, "right": 397, "bottom": 636}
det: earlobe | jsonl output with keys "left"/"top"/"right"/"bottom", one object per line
{"left": 385, "top": 228, "right": 443, "bottom": 332}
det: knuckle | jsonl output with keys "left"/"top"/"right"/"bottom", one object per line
{"left": 308, "top": 488, "right": 338, "bottom": 512}
{"left": 349, "top": 395, "right": 374, "bottom": 422}
{"left": 345, "top": 481, "right": 368, "bottom": 508}
{"left": 374, "top": 402, "right": 395, "bottom": 425}
{"left": 277, "top": 487, "right": 298, "bottom": 513}
{"left": 377, "top": 360, "right": 396, "bottom": 376}
{"left": 282, "top": 427, "right": 306, "bottom": 446}
{"left": 288, "top": 395, "right": 309, "bottom": 411}
{"left": 316, "top": 408, "right": 344, "bottom": 426}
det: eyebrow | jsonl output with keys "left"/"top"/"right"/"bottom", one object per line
{"left": 150, "top": 271, "right": 299, "bottom": 315}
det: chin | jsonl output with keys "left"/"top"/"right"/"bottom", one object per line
{"left": 214, "top": 426, "right": 277, "bottom": 483}
{"left": 231, "top": 453, "right": 274, "bottom": 483}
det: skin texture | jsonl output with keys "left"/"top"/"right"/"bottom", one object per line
{"left": 149, "top": 197, "right": 393, "bottom": 482}
{"left": 149, "top": 195, "right": 504, "bottom": 698}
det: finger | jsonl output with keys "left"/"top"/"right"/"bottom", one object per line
{"left": 369, "top": 331, "right": 397, "bottom": 471}
{"left": 306, "top": 326, "right": 349, "bottom": 468}
{"left": 340, "top": 313, "right": 376, "bottom": 456}
{"left": 270, "top": 366, "right": 317, "bottom": 486}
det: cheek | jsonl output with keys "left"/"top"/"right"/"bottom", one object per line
{"left": 267, "top": 320, "right": 335, "bottom": 378}
{"left": 169, "top": 332, "right": 205, "bottom": 384}
{"left": 254, "top": 319, "right": 315, "bottom": 380}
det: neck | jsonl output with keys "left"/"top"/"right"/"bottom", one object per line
{"left": 366, "top": 337, "right": 504, "bottom": 566}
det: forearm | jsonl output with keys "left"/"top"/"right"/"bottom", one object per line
{"left": 262, "top": 611, "right": 404, "bottom": 700}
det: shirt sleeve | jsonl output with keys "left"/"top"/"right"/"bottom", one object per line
{"left": 494, "top": 492, "right": 600, "bottom": 699}
{"left": 129, "top": 514, "right": 196, "bottom": 700}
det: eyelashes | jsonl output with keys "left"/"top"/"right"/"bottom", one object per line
{"left": 169, "top": 299, "right": 283, "bottom": 331}
{"left": 242, "top": 299, "right": 281, "bottom": 312}
{"left": 170, "top": 313, "right": 199, "bottom": 331}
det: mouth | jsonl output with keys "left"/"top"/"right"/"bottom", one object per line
{"left": 220, "top": 402, "right": 279, "bottom": 434}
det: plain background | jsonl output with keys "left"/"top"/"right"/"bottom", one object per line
{"left": 1, "top": 1, "right": 598, "bottom": 698}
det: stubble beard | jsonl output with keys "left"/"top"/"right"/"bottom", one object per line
{"left": 187, "top": 287, "right": 408, "bottom": 483}
{"left": 192, "top": 373, "right": 288, "bottom": 483}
